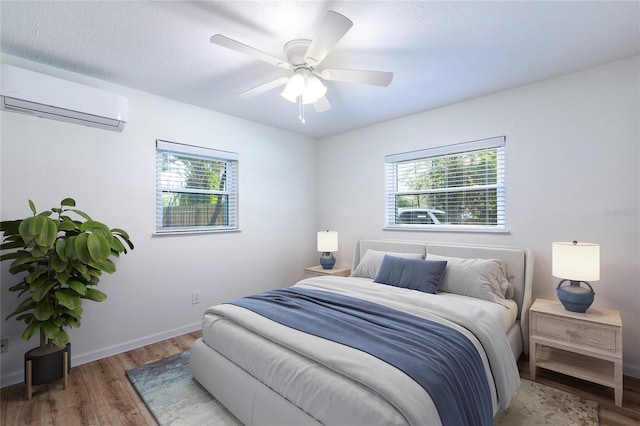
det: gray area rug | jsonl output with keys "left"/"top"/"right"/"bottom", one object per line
{"left": 127, "top": 350, "right": 598, "bottom": 426}
{"left": 494, "top": 379, "right": 599, "bottom": 426}
{"left": 126, "top": 351, "right": 241, "bottom": 426}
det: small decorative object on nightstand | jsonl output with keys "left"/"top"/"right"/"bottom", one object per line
{"left": 552, "top": 241, "right": 600, "bottom": 313}
{"left": 529, "top": 298, "right": 623, "bottom": 407}
{"left": 317, "top": 230, "right": 338, "bottom": 269}
{"left": 304, "top": 266, "right": 351, "bottom": 279}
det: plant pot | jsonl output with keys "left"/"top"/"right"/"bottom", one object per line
{"left": 24, "top": 343, "right": 70, "bottom": 399}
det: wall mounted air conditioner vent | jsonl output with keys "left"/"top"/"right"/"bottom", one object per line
{"left": 1, "top": 64, "right": 128, "bottom": 131}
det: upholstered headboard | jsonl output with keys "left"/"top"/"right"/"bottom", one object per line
{"left": 352, "top": 239, "right": 534, "bottom": 353}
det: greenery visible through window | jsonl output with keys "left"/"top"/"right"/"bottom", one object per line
{"left": 156, "top": 140, "right": 238, "bottom": 233}
{"left": 385, "top": 136, "right": 505, "bottom": 232}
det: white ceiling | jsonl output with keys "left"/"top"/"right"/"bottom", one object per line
{"left": 1, "top": 1, "right": 638, "bottom": 138}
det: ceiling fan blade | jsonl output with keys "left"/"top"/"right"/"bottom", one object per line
{"left": 320, "top": 69, "right": 393, "bottom": 87}
{"left": 210, "top": 34, "right": 291, "bottom": 69}
{"left": 304, "top": 11, "right": 353, "bottom": 66}
{"left": 238, "top": 77, "right": 289, "bottom": 98}
{"left": 313, "top": 96, "right": 332, "bottom": 113}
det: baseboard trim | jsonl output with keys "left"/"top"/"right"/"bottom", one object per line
{"left": 624, "top": 363, "right": 640, "bottom": 380}
{"left": 1, "top": 322, "right": 202, "bottom": 387}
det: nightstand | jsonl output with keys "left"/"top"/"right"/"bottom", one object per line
{"left": 303, "top": 266, "right": 351, "bottom": 279}
{"left": 529, "top": 298, "right": 623, "bottom": 407}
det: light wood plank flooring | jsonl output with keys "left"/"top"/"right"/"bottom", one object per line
{"left": 2, "top": 331, "right": 639, "bottom": 425}
{"left": 1, "top": 331, "right": 200, "bottom": 426}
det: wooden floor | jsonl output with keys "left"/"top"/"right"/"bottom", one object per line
{"left": 1, "top": 331, "right": 639, "bottom": 425}
{"left": 517, "top": 357, "right": 640, "bottom": 426}
{"left": 1, "top": 331, "right": 201, "bottom": 426}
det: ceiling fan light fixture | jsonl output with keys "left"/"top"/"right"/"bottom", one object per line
{"left": 281, "top": 72, "right": 305, "bottom": 103}
{"left": 281, "top": 68, "right": 326, "bottom": 105}
{"left": 305, "top": 74, "right": 327, "bottom": 101}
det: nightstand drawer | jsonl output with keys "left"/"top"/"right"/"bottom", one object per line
{"left": 533, "top": 314, "right": 618, "bottom": 352}
{"left": 303, "top": 266, "right": 351, "bottom": 279}
{"left": 304, "top": 269, "right": 328, "bottom": 278}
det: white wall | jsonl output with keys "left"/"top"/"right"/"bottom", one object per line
{"left": 0, "top": 56, "right": 318, "bottom": 385}
{"left": 317, "top": 57, "right": 640, "bottom": 377}
{"left": 2, "top": 54, "right": 638, "bottom": 387}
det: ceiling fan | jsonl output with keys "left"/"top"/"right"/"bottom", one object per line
{"left": 210, "top": 10, "right": 393, "bottom": 123}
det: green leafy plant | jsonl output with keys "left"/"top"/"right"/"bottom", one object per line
{"left": 1, "top": 198, "right": 133, "bottom": 351}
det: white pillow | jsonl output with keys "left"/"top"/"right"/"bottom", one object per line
{"left": 498, "top": 263, "right": 516, "bottom": 298}
{"left": 351, "top": 249, "right": 424, "bottom": 279}
{"left": 426, "top": 254, "right": 511, "bottom": 305}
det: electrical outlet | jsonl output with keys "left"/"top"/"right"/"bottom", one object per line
{"left": 1, "top": 338, "right": 8, "bottom": 353}
{"left": 192, "top": 291, "right": 200, "bottom": 305}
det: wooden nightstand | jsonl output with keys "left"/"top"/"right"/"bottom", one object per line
{"left": 303, "top": 266, "right": 351, "bottom": 279}
{"left": 529, "top": 298, "right": 623, "bottom": 407}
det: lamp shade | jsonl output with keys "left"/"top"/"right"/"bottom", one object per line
{"left": 552, "top": 242, "right": 600, "bottom": 281}
{"left": 317, "top": 231, "right": 338, "bottom": 252}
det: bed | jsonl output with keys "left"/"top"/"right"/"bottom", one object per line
{"left": 190, "top": 240, "right": 534, "bottom": 425}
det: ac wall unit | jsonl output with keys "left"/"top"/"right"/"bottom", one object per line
{"left": 1, "top": 64, "right": 128, "bottom": 131}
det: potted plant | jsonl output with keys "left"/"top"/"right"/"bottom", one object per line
{"left": 0, "top": 198, "right": 133, "bottom": 397}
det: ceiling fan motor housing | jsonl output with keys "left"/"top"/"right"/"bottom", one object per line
{"left": 284, "top": 39, "right": 313, "bottom": 67}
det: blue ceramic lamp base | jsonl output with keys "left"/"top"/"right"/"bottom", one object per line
{"left": 319, "top": 252, "right": 335, "bottom": 269}
{"left": 557, "top": 280, "right": 595, "bottom": 313}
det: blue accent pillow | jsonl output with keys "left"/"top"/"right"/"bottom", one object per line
{"left": 374, "top": 255, "right": 448, "bottom": 294}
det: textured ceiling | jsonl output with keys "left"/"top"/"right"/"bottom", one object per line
{"left": 1, "top": 1, "right": 638, "bottom": 138}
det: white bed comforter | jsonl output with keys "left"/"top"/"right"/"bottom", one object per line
{"left": 201, "top": 276, "right": 520, "bottom": 426}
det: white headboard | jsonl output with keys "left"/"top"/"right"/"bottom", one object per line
{"left": 352, "top": 239, "right": 534, "bottom": 353}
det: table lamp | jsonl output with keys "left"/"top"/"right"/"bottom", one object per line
{"left": 317, "top": 230, "right": 338, "bottom": 269}
{"left": 552, "top": 241, "right": 600, "bottom": 313}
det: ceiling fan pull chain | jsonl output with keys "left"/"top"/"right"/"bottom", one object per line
{"left": 298, "top": 96, "right": 305, "bottom": 124}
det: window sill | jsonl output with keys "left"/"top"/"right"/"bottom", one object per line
{"left": 153, "top": 228, "right": 241, "bottom": 236}
{"left": 383, "top": 225, "right": 509, "bottom": 234}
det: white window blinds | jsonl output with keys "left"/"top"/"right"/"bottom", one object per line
{"left": 156, "top": 140, "right": 239, "bottom": 233}
{"left": 384, "top": 136, "right": 506, "bottom": 232}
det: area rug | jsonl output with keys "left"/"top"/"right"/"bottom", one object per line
{"left": 494, "top": 379, "right": 599, "bottom": 426}
{"left": 127, "top": 350, "right": 599, "bottom": 426}
{"left": 126, "top": 351, "right": 241, "bottom": 426}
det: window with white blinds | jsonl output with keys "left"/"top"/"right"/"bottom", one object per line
{"left": 156, "top": 140, "right": 239, "bottom": 234}
{"left": 384, "top": 136, "right": 506, "bottom": 232}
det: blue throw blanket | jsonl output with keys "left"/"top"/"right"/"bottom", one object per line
{"left": 230, "top": 287, "right": 492, "bottom": 426}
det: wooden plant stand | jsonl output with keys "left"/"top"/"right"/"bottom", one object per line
{"left": 24, "top": 344, "right": 70, "bottom": 400}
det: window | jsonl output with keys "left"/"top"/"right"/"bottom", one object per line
{"left": 156, "top": 140, "right": 238, "bottom": 234}
{"left": 385, "top": 136, "right": 505, "bottom": 232}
